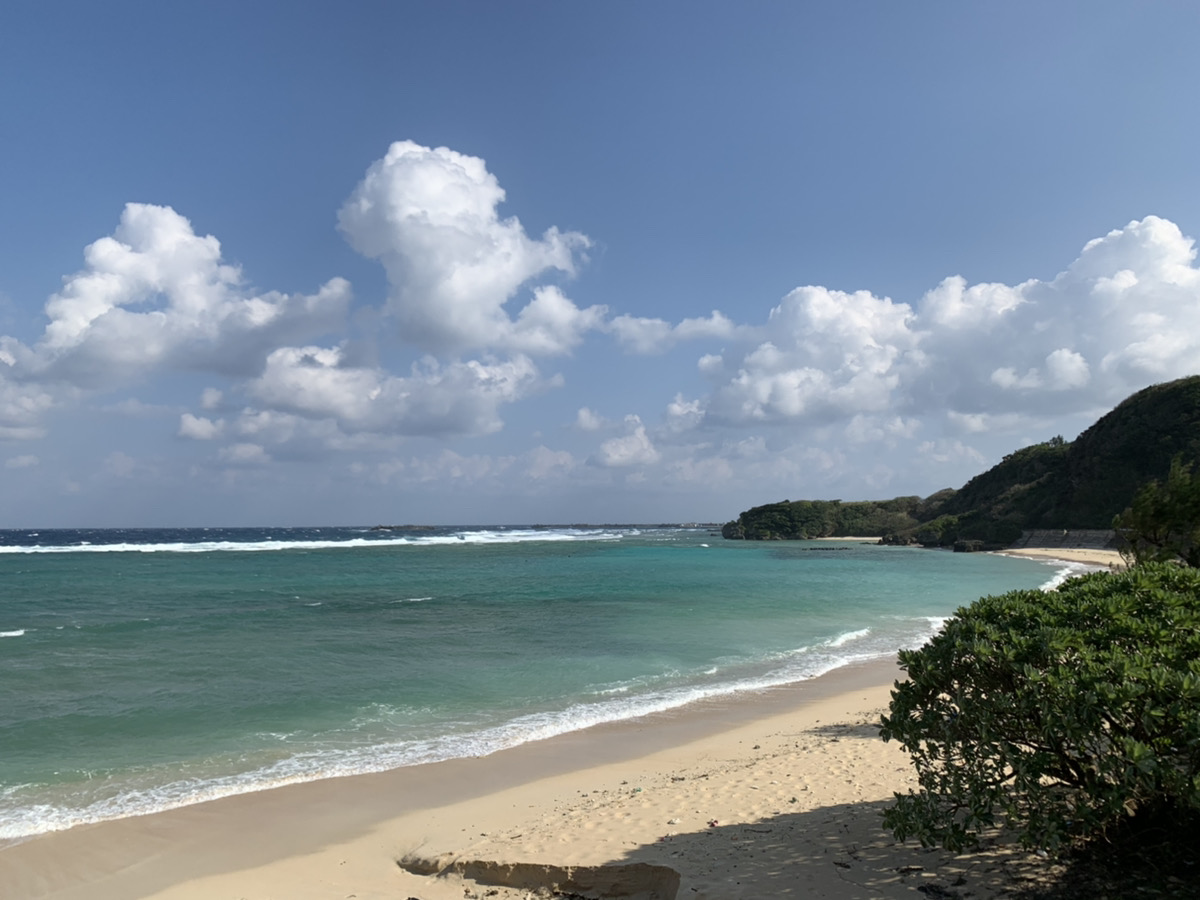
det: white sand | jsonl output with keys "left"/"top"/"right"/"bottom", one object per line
{"left": 0, "top": 659, "right": 1066, "bottom": 900}
{"left": 995, "top": 546, "right": 1125, "bottom": 569}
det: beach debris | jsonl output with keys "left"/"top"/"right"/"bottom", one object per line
{"left": 667, "top": 818, "right": 681, "bottom": 824}
{"left": 397, "top": 856, "right": 681, "bottom": 899}
{"left": 707, "top": 819, "right": 719, "bottom": 827}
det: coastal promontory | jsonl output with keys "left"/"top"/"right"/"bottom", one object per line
{"left": 723, "top": 374, "right": 1200, "bottom": 549}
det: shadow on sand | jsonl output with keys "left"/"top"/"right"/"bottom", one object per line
{"left": 400, "top": 799, "right": 1066, "bottom": 899}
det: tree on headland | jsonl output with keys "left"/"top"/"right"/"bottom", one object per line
{"left": 1113, "top": 455, "right": 1200, "bottom": 568}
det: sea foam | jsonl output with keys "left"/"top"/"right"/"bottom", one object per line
{"left": 0, "top": 528, "right": 625, "bottom": 555}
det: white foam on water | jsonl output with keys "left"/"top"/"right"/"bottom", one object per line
{"left": 922, "top": 616, "right": 949, "bottom": 637}
{"left": 0, "top": 529, "right": 627, "bottom": 555}
{"left": 0, "top": 648, "right": 877, "bottom": 840}
{"left": 0, "top": 616, "right": 936, "bottom": 841}
{"left": 0, "top": 629, "right": 25, "bottom": 638}
{"left": 826, "top": 627, "right": 870, "bottom": 648}
{"left": 1037, "top": 560, "right": 1104, "bottom": 590}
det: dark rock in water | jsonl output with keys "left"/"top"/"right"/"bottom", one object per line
{"left": 953, "top": 540, "right": 985, "bottom": 553}
{"left": 721, "top": 520, "right": 745, "bottom": 540}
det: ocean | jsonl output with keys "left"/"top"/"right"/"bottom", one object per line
{"left": 0, "top": 525, "right": 1082, "bottom": 842}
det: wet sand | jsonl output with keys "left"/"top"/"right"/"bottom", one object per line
{"left": 0, "top": 656, "right": 1070, "bottom": 899}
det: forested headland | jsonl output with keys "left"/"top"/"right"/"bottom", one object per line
{"left": 722, "top": 374, "right": 1200, "bottom": 548}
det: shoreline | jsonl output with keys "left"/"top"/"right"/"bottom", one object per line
{"left": 0, "top": 656, "right": 1064, "bottom": 899}
{"left": 994, "top": 546, "right": 1124, "bottom": 569}
{"left": 816, "top": 537, "right": 1124, "bottom": 572}
{"left": 3, "top": 660, "right": 899, "bottom": 898}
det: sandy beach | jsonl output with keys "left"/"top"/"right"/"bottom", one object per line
{"left": 994, "top": 547, "right": 1125, "bottom": 569}
{"left": 814, "top": 538, "right": 1125, "bottom": 572}
{"left": 1, "top": 657, "right": 1070, "bottom": 900}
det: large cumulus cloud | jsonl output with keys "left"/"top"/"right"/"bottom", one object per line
{"left": 3, "top": 134, "right": 1198, "bottom": 514}
{"left": 13, "top": 203, "right": 350, "bottom": 387}
{"left": 672, "top": 216, "right": 1200, "bottom": 442}
{"left": 338, "top": 140, "right": 605, "bottom": 356}
{"left": 1, "top": 143, "right": 607, "bottom": 450}
{"left": 0, "top": 203, "right": 353, "bottom": 445}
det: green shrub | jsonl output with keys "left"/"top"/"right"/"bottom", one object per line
{"left": 914, "top": 514, "right": 959, "bottom": 546}
{"left": 1114, "top": 455, "right": 1200, "bottom": 568}
{"left": 879, "top": 564, "right": 1200, "bottom": 853}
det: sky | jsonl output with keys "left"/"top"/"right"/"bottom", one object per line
{"left": 1, "top": 2, "right": 1199, "bottom": 527}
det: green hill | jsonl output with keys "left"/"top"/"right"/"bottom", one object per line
{"left": 722, "top": 375, "right": 1200, "bottom": 548}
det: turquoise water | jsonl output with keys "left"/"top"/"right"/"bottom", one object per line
{"left": 0, "top": 526, "right": 1077, "bottom": 840}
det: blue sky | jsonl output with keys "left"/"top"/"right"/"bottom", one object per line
{"left": 2, "top": 2, "right": 1198, "bottom": 526}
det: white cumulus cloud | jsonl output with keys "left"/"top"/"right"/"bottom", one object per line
{"left": 705, "top": 286, "right": 919, "bottom": 425}
{"left": 17, "top": 204, "right": 350, "bottom": 387}
{"left": 575, "top": 407, "right": 605, "bottom": 431}
{"left": 669, "top": 216, "right": 1200, "bottom": 438}
{"left": 179, "top": 413, "right": 225, "bottom": 440}
{"left": 248, "top": 345, "right": 543, "bottom": 437}
{"left": 0, "top": 375, "right": 56, "bottom": 440}
{"left": 338, "top": 140, "right": 604, "bottom": 356}
{"left": 609, "top": 310, "right": 742, "bottom": 354}
{"left": 218, "top": 443, "right": 271, "bottom": 466}
{"left": 592, "top": 415, "right": 661, "bottom": 467}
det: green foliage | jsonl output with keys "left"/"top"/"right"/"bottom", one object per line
{"left": 1054, "top": 375, "right": 1200, "bottom": 527}
{"left": 723, "top": 375, "right": 1200, "bottom": 545}
{"left": 915, "top": 488, "right": 957, "bottom": 521}
{"left": 954, "top": 512, "right": 1025, "bottom": 547}
{"left": 913, "top": 514, "right": 959, "bottom": 547}
{"left": 879, "top": 564, "right": 1200, "bottom": 853}
{"left": 722, "top": 497, "right": 920, "bottom": 540}
{"left": 1114, "top": 456, "right": 1200, "bottom": 568}
{"left": 934, "top": 436, "right": 1071, "bottom": 526}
